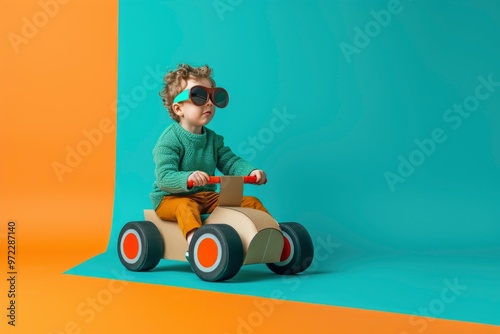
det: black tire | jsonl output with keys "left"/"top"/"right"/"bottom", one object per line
{"left": 117, "top": 221, "right": 163, "bottom": 271}
{"left": 266, "top": 223, "right": 314, "bottom": 275}
{"left": 188, "top": 224, "right": 243, "bottom": 282}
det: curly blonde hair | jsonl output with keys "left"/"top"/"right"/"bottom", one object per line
{"left": 160, "top": 64, "right": 216, "bottom": 122}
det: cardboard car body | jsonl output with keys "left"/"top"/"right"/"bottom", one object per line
{"left": 118, "top": 176, "right": 313, "bottom": 282}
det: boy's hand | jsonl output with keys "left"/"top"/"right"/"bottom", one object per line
{"left": 250, "top": 170, "right": 267, "bottom": 185}
{"left": 188, "top": 171, "right": 210, "bottom": 187}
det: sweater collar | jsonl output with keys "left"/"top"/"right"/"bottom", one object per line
{"left": 173, "top": 122, "right": 207, "bottom": 142}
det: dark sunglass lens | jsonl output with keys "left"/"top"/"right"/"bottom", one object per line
{"left": 190, "top": 86, "right": 208, "bottom": 106}
{"left": 213, "top": 88, "right": 228, "bottom": 108}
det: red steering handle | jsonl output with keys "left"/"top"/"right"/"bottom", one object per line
{"left": 187, "top": 176, "right": 259, "bottom": 189}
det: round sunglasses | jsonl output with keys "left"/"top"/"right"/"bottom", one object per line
{"left": 173, "top": 85, "right": 229, "bottom": 108}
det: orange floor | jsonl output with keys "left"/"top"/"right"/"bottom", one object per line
{"left": 1, "top": 1, "right": 500, "bottom": 333}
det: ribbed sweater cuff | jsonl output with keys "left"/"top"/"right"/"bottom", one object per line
{"left": 169, "top": 171, "right": 192, "bottom": 193}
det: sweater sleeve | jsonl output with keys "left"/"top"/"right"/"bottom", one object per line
{"left": 153, "top": 141, "right": 192, "bottom": 194}
{"left": 215, "top": 134, "right": 256, "bottom": 176}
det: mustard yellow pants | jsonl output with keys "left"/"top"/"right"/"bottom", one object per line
{"left": 155, "top": 191, "right": 270, "bottom": 238}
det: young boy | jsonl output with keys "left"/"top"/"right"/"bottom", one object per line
{"left": 150, "top": 63, "right": 270, "bottom": 246}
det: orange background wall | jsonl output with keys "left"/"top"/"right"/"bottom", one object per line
{"left": 1, "top": 1, "right": 499, "bottom": 333}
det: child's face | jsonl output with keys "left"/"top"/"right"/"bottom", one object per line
{"left": 174, "top": 77, "right": 215, "bottom": 133}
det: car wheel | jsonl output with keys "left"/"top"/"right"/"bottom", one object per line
{"left": 118, "top": 221, "right": 163, "bottom": 271}
{"left": 266, "top": 223, "right": 314, "bottom": 275}
{"left": 188, "top": 224, "right": 243, "bottom": 282}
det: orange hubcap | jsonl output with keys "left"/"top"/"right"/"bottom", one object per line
{"left": 198, "top": 238, "right": 218, "bottom": 268}
{"left": 123, "top": 233, "right": 139, "bottom": 259}
{"left": 280, "top": 236, "right": 291, "bottom": 262}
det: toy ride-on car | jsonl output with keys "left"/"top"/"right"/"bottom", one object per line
{"left": 117, "top": 176, "right": 314, "bottom": 282}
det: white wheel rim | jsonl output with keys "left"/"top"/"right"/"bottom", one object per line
{"left": 275, "top": 231, "right": 295, "bottom": 266}
{"left": 193, "top": 233, "right": 222, "bottom": 273}
{"left": 120, "top": 229, "right": 142, "bottom": 264}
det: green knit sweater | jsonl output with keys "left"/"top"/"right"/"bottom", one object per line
{"left": 150, "top": 122, "right": 256, "bottom": 209}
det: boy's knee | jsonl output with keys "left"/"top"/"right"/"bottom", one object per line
{"left": 244, "top": 196, "right": 262, "bottom": 206}
{"left": 175, "top": 199, "right": 198, "bottom": 213}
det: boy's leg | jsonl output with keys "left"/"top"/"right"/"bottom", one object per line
{"left": 155, "top": 195, "right": 203, "bottom": 239}
{"left": 202, "top": 194, "right": 271, "bottom": 215}
{"left": 201, "top": 191, "right": 220, "bottom": 214}
{"left": 241, "top": 196, "right": 271, "bottom": 214}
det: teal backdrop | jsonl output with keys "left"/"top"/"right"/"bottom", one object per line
{"left": 68, "top": 0, "right": 500, "bottom": 326}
